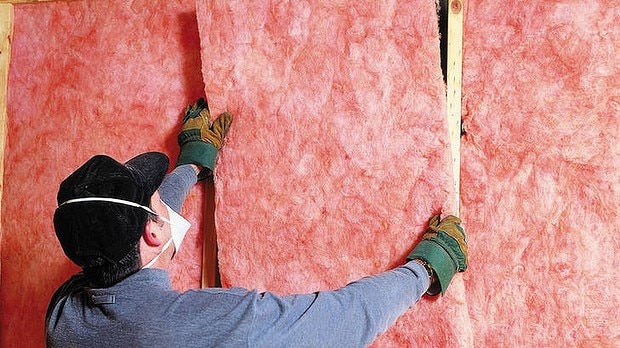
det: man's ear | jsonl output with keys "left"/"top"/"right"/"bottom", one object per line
{"left": 143, "top": 219, "right": 164, "bottom": 247}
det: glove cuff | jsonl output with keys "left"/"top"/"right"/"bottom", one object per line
{"left": 176, "top": 141, "right": 218, "bottom": 172}
{"left": 408, "top": 240, "right": 457, "bottom": 296}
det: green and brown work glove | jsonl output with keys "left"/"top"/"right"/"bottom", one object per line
{"left": 176, "top": 97, "right": 232, "bottom": 179}
{"left": 408, "top": 215, "right": 468, "bottom": 296}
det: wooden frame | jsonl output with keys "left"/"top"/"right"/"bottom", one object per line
{"left": 0, "top": 5, "right": 13, "bottom": 281}
{"left": 446, "top": 0, "right": 464, "bottom": 214}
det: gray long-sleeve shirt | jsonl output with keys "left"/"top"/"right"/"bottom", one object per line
{"left": 46, "top": 261, "right": 429, "bottom": 347}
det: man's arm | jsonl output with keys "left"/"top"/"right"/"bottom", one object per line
{"left": 248, "top": 215, "right": 468, "bottom": 347}
{"left": 249, "top": 261, "right": 430, "bottom": 348}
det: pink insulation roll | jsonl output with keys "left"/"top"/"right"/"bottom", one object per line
{"left": 4, "top": 0, "right": 618, "bottom": 347}
{"left": 461, "top": 1, "right": 620, "bottom": 346}
{"left": 197, "top": 1, "right": 465, "bottom": 346}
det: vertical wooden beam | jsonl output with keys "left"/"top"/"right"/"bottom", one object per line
{"left": 446, "top": 0, "right": 463, "bottom": 214}
{"left": 0, "top": 3, "right": 13, "bottom": 285}
{"left": 446, "top": 6, "right": 475, "bottom": 348}
{"left": 201, "top": 180, "right": 220, "bottom": 288}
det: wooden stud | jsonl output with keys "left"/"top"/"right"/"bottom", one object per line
{"left": 446, "top": 0, "right": 463, "bottom": 214}
{"left": 0, "top": 4, "right": 12, "bottom": 220}
{"left": 0, "top": 3, "right": 12, "bottom": 282}
{"left": 202, "top": 180, "right": 220, "bottom": 288}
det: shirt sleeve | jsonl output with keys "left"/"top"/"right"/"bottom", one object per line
{"left": 248, "top": 261, "right": 430, "bottom": 348}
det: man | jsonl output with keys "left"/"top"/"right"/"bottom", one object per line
{"left": 46, "top": 98, "right": 468, "bottom": 347}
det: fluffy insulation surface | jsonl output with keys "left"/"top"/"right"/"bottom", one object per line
{"left": 4, "top": 0, "right": 617, "bottom": 347}
{"left": 0, "top": 1, "right": 206, "bottom": 346}
{"left": 461, "top": 1, "right": 620, "bottom": 346}
{"left": 197, "top": 1, "right": 465, "bottom": 346}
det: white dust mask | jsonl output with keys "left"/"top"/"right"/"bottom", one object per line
{"left": 141, "top": 201, "right": 191, "bottom": 268}
{"left": 160, "top": 200, "right": 191, "bottom": 255}
{"left": 142, "top": 201, "right": 191, "bottom": 268}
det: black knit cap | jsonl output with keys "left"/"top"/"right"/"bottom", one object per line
{"left": 53, "top": 152, "right": 169, "bottom": 267}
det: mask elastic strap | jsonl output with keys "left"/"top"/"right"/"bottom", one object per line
{"left": 58, "top": 197, "right": 171, "bottom": 224}
{"left": 142, "top": 237, "right": 173, "bottom": 269}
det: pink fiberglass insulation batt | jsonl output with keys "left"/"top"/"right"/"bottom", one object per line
{"left": 461, "top": 1, "right": 620, "bottom": 347}
{"left": 197, "top": 1, "right": 470, "bottom": 346}
{"left": 1, "top": 1, "right": 206, "bottom": 346}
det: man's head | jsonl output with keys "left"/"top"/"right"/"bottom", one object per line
{"left": 53, "top": 152, "right": 169, "bottom": 286}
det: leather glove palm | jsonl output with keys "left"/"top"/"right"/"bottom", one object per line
{"left": 176, "top": 98, "right": 232, "bottom": 179}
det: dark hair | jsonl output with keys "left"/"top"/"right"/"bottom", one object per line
{"left": 81, "top": 213, "right": 161, "bottom": 287}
